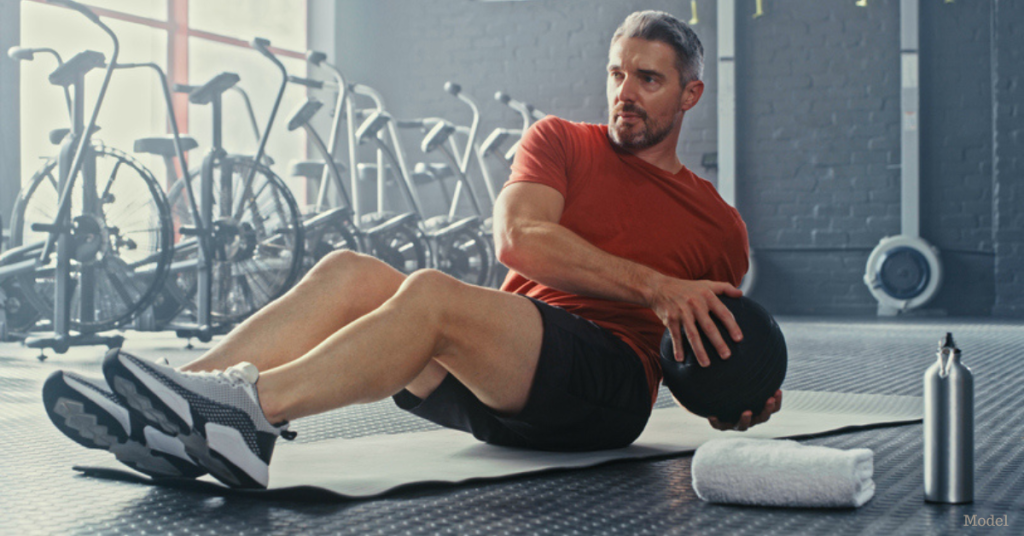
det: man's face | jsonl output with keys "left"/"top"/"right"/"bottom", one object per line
{"left": 606, "top": 37, "right": 686, "bottom": 151}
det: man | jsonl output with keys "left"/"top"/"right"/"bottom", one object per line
{"left": 43, "top": 10, "right": 781, "bottom": 489}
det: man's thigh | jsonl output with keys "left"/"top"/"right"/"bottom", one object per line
{"left": 396, "top": 295, "right": 652, "bottom": 451}
{"left": 427, "top": 279, "right": 544, "bottom": 415}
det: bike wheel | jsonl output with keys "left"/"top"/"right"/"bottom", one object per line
{"left": 1, "top": 279, "right": 42, "bottom": 337}
{"left": 302, "top": 208, "right": 362, "bottom": 272}
{"left": 153, "top": 168, "right": 200, "bottom": 327}
{"left": 361, "top": 212, "right": 431, "bottom": 275}
{"left": 10, "top": 143, "right": 174, "bottom": 332}
{"left": 166, "top": 157, "right": 305, "bottom": 324}
{"left": 436, "top": 227, "right": 494, "bottom": 286}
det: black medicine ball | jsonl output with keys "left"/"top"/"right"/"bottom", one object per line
{"left": 658, "top": 296, "right": 787, "bottom": 423}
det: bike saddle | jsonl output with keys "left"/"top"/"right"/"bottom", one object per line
{"left": 412, "top": 162, "right": 453, "bottom": 185}
{"left": 48, "top": 125, "right": 101, "bottom": 145}
{"left": 420, "top": 121, "right": 456, "bottom": 154}
{"left": 133, "top": 136, "right": 199, "bottom": 157}
{"left": 480, "top": 128, "right": 512, "bottom": 155}
{"left": 286, "top": 99, "right": 324, "bottom": 132}
{"left": 288, "top": 160, "right": 347, "bottom": 180}
{"left": 183, "top": 72, "right": 240, "bottom": 105}
{"left": 227, "top": 153, "right": 275, "bottom": 166}
{"left": 48, "top": 50, "right": 105, "bottom": 87}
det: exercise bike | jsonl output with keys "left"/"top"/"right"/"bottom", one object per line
{"left": 157, "top": 39, "right": 306, "bottom": 341}
{"left": 289, "top": 51, "right": 432, "bottom": 275}
{"left": 344, "top": 83, "right": 497, "bottom": 285}
{"left": 3, "top": 0, "right": 174, "bottom": 354}
{"left": 410, "top": 82, "right": 496, "bottom": 287}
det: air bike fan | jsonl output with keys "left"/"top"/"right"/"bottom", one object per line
{"left": 864, "top": 0, "right": 943, "bottom": 316}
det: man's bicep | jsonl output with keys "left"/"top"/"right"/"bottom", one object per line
{"left": 495, "top": 182, "right": 565, "bottom": 230}
{"left": 493, "top": 182, "right": 565, "bottom": 262}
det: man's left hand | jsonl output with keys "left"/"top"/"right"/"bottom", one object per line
{"left": 707, "top": 390, "right": 782, "bottom": 432}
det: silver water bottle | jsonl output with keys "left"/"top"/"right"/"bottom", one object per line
{"left": 924, "top": 333, "right": 974, "bottom": 503}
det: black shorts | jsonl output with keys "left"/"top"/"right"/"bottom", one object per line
{"left": 392, "top": 297, "right": 652, "bottom": 451}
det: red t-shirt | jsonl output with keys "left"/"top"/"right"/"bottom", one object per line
{"left": 500, "top": 116, "right": 749, "bottom": 407}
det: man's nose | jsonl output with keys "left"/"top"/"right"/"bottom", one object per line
{"left": 616, "top": 75, "right": 639, "bottom": 103}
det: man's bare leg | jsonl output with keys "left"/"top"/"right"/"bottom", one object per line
{"left": 256, "top": 269, "right": 544, "bottom": 423}
{"left": 180, "top": 250, "right": 406, "bottom": 373}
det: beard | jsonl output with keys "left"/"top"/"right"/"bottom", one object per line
{"left": 607, "top": 104, "right": 675, "bottom": 151}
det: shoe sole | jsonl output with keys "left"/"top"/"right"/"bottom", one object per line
{"left": 102, "top": 351, "right": 267, "bottom": 489}
{"left": 42, "top": 371, "right": 205, "bottom": 479}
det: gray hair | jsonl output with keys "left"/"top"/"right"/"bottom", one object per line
{"left": 611, "top": 10, "right": 704, "bottom": 87}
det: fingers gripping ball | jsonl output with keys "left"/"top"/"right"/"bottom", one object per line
{"left": 658, "top": 296, "right": 787, "bottom": 423}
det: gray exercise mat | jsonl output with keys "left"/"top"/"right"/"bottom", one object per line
{"left": 76, "top": 389, "right": 921, "bottom": 500}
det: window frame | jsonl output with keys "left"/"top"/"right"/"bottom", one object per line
{"left": 28, "top": 0, "right": 308, "bottom": 136}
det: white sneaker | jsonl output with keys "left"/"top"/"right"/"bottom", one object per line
{"left": 102, "top": 349, "right": 295, "bottom": 489}
{"left": 42, "top": 369, "right": 207, "bottom": 479}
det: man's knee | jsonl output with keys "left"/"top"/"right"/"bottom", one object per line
{"left": 304, "top": 250, "right": 382, "bottom": 285}
{"left": 392, "top": 269, "right": 469, "bottom": 323}
{"left": 396, "top": 269, "right": 462, "bottom": 302}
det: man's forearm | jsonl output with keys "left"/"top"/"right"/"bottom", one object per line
{"left": 499, "top": 220, "right": 668, "bottom": 307}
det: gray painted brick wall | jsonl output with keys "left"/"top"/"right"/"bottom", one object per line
{"left": 735, "top": 0, "right": 900, "bottom": 316}
{"left": 918, "top": 0, "right": 996, "bottom": 315}
{"left": 993, "top": 0, "right": 1024, "bottom": 317}
{"left": 316, "top": 0, "right": 1019, "bottom": 317}
{"left": 0, "top": 0, "right": 21, "bottom": 239}
{"left": 734, "top": 0, "right": 999, "bottom": 315}
{"left": 327, "top": 0, "right": 716, "bottom": 217}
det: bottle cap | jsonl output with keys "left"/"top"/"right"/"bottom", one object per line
{"left": 939, "top": 332, "right": 961, "bottom": 362}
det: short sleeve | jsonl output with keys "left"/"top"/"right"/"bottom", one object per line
{"left": 716, "top": 207, "right": 750, "bottom": 287}
{"left": 505, "top": 116, "right": 573, "bottom": 198}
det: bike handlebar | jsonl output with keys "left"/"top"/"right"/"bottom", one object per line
{"left": 9, "top": 47, "right": 71, "bottom": 117}
{"left": 9, "top": 46, "right": 65, "bottom": 66}
{"left": 8, "top": 47, "right": 37, "bottom": 61}
{"left": 306, "top": 50, "right": 327, "bottom": 66}
{"left": 443, "top": 81, "right": 479, "bottom": 175}
{"left": 48, "top": 0, "right": 101, "bottom": 24}
{"left": 39, "top": 0, "right": 120, "bottom": 261}
{"left": 494, "top": 91, "right": 546, "bottom": 122}
{"left": 116, "top": 61, "right": 209, "bottom": 258}
{"left": 229, "top": 86, "right": 263, "bottom": 143}
{"left": 240, "top": 37, "right": 290, "bottom": 221}
{"left": 250, "top": 37, "right": 278, "bottom": 64}
{"left": 303, "top": 50, "right": 353, "bottom": 213}
{"left": 389, "top": 116, "right": 444, "bottom": 130}
{"left": 288, "top": 75, "right": 324, "bottom": 89}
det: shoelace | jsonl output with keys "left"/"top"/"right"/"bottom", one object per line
{"left": 222, "top": 366, "right": 254, "bottom": 386}
{"left": 157, "top": 359, "right": 298, "bottom": 440}
{"left": 174, "top": 367, "right": 251, "bottom": 388}
{"left": 152, "top": 357, "right": 247, "bottom": 388}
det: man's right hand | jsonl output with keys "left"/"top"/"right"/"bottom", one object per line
{"left": 648, "top": 276, "right": 744, "bottom": 368}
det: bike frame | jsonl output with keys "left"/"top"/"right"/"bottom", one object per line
{"left": 19, "top": 0, "right": 125, "bottom": 352}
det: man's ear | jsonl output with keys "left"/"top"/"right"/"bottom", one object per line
{"left": 681, "top": 79, "right": 704, "bottom": 111}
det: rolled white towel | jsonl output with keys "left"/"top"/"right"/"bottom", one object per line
{"left": 691, "top": 438, "right": 875, "bottom": 508}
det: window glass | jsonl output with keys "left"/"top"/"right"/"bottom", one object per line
{"left": 18, "top": 0, "right": 308, "bottom": 199}
{"left": 188, "top": 0, "right": 306, "bottom": 52}
{"left": 19, "top": 1, "right": 168, "bottom": 187}
{"left": 83, "top": 0, "right": 168, "bottom": 20}
{"left": 188, "top": 38, "right": 309, "bottom": 201}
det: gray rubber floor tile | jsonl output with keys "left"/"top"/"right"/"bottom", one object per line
{"left": 2, "top": 318, "right": 1022, "bottom": 535}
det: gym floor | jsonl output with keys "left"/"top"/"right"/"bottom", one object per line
{"left": 2, "top": 317, "right": 1022, "bottom": 535}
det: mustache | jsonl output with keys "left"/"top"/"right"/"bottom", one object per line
{"left": 614, "top": 104, "right": 647, "bottom": 119}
